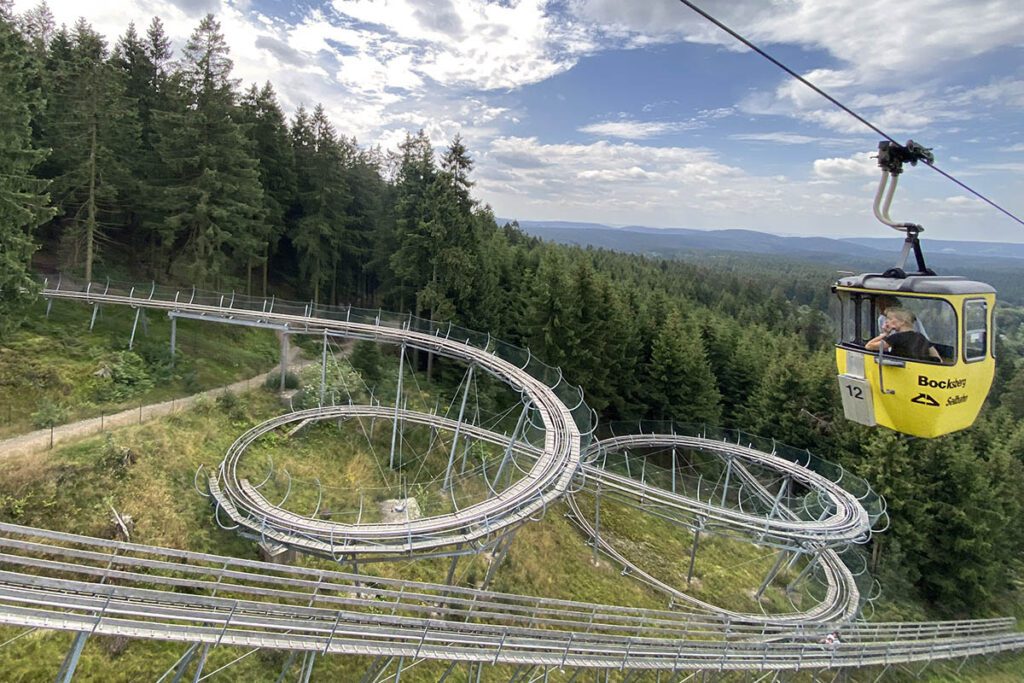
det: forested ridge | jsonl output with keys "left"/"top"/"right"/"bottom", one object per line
{"left": 2, "top": 4, "right": 1024, "bottom": 620}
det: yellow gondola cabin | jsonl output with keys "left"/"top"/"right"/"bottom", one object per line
{"left": 833, "top": 274, "right": 995, "bottom": 438}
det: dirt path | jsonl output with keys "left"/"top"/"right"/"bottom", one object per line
{"left": 0, "top": 350, "right": 308, "bottom": 459}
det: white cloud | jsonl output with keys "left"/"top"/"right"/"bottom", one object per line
{"left": 323, "top": 0, "right": 595, "bottom": 91}
{"left": 579, "top": 119, "right": 695, "bottom": 140}
{"left": 572, "top": 0, "right": 1024, "bottom": 83}
{"left": 477, "top": 136, "right": 810, "bottom": 225}
{"left": 575, "top": 0, "right": 1024, "bottom": 138}
{"left": 813, "top": 152, "right": 877, "bottom": 179}
{"left": 731, "top": 132, "right": 821, "bottom": 145}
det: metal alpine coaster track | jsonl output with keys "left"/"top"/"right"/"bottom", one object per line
{"left": 207, "top": 405, "right": 861, "bottom": 623}
{"left": 2, "top": 274, "right": 1017, "bottom": 676}
{"left": 0, "top": 522, "right": 1021, "bottom": 673}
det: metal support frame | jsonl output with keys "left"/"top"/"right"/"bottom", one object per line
{"left": 190, "top": 644, "right": 211, "bottom": 683}
{"left": 279, "top": 332, "right": 290, "bottom": 392}
{"left": 721, "top": 458, "right": 733, "bottom": 507}
{"left": 89, "top": 303, "right": 100, "bottom": 331}
{"left": 389, "top": 343, "right": 406, "bottom": 469}
{"left": 671, "top": 446, "right": 677, "bottom": 494}
{"left": 275, "top": 651, "right": 299, "bottom": 683}
{"left": 687, "top": 518, "right": 704, "bottom": 584}
{"left": 444, "top": 546, "right": 462, "bottom": 587}
{"left": 128, "top": 307, "right": 142, "bottom": 349}
{"left": 165, "top": 643, "right": 199, "bottom": 683}
{"left": 54, "top": 632, "right": 88, "bottom": 683}
{"left": 358, "top": 656, "right": 392, "bottom": 683}
{"left": 755, "top": 549, "right": 790, "bottom": 600}
{"left": 494, "top": 402, "right": 530, "bottom": 488}
{"left": 482, "top": 529, "right": 517, "bottom": 588}
{"left": 170, "top": 315, "right": 177, "bottom": 366}
{"left": 320, "top": 329, "right": 329, "bottom": 406}
{"left": 444, "top": 365, "right": 475, "bottom": 491}
{"left": 299, "top": 651, "right": 316, "bottom": 683}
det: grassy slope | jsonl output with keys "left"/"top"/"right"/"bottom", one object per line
{"left": 0, "top": 298, "right": 279, "bottom": 439}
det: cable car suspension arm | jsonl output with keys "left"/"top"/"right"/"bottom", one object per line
{"left": 874, "top": 141, "right": 936, "bottom": 277}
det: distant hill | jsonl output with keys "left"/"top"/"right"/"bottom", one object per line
{"left": 502, "top": 219, "right": 1024, "bottom": 303}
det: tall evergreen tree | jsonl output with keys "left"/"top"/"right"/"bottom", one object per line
{"left": 290, "top": 104, "right": 349, "bottom": 303}
{"left": 387, "top": 130, "right": 435, "bottom": 312}
{"left": 43, "top": 19, "right": 138, "bottom": 280}
{"left": 336, "top": 135, "right": 384, "bottom": 302}
{"left": 414, "top": 135, "right": 481, "bottom": 324}
{"left": 0, "top": 9, "right": 52, "bottom": 336}
{"left": 110, "top": 19, "right": 174, "bottom": 271}
{"left": 645, "top": 308, "right": 722, "bottom": 426}
{"left": 239, "top": 82, "right": 295, "bottom": 294}
{"left": 153, "top": 14, "right": 264, "bottom": 286}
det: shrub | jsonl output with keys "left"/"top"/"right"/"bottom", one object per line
{"left": 31, "top": 398, "right": 69, "bottom": 429}
{"left": 349, "top": 340, "right": 384, "bottom": 384}
{"left": 91, "top": 351, "right": 153, "bottom": 403}
{"left": 263, "top": 369, "right": 299, "bottom": 391}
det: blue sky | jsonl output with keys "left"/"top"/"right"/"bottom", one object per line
{"left": 17, "top": 0, "right": 1024, "bottom": 242}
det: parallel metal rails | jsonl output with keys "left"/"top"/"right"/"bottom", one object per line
{"left": 583, "top": 435, "right": 871, "bottom": 549}
{"left": 0, "top": 522, "right": 1021, "bottom": 672}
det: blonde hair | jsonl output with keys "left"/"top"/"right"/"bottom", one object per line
{"left": 886, "top": 308, "right": 916, "bottom": 326}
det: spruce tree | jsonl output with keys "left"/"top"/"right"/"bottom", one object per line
{"left": 0, "top": 10, "right": 52, "bottom": 336}
{"left": 44, "top": 19, "right": 137, "bottom": 280}
{"left": 387, "top": 130, "right": 436, "bottom": 312}
{"left": 646, "top": 308, "right": 721, "bottom": 426}
{"left": 111, "top": 19, "right": 174, "bottom": 271}
{"left": 154, "top": 14, "right": 265, "bottom": 286}
{"left": 290, "top": 104, "right": 349, "bottom": 303}
{"left": 239, "top": 82, "right": 295, "bottom": 294}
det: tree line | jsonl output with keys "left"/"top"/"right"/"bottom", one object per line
{"left": 2, "top": 3, "right": 1024, "bottom": 618}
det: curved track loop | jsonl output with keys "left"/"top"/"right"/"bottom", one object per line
{"left": 4, "top": 275, "right": 1017, "bottom": 673}
{"left": 568, "top": 433, "right": 872, "bottom": 623}
{"left": 213, "top": 407, "right": 859, "bottom": 623}
{"left": 211, "top": 405, "right": 569, "bottom": 559}
{"left": 585, "top": 435, "right": 871, "bottom": 549}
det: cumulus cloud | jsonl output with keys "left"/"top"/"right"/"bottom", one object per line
{"left": 475, "top": 136, "right": 808, "bottom": 225}
{"left": 572, "top": 0, "right": 1024, "bottom": 83}
{"left": 575, "top": 0, "right": 1024, "bottom": 138}
{"left": 813, "top": 152, "right": 877, "bottom": 179}
{"left": 322, "top": 0, "right": 596, "bottom": 91}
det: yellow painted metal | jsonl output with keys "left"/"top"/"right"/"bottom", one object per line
{"left": 834, "top": 288, "right": 995, "bottom": 438}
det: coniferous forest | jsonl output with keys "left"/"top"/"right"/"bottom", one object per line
{"left": 3, "top": 4, "right": 1024, "bottom": 622}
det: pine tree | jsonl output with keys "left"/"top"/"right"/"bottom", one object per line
{"left": 0, "top": 11, "right": 53, "bottom": 336}
{"left": 387, "top": 130, "right": 436, "bottom": 312}
{"left": 523, "top": 247, "right": 576, "bottom": 370}
{"left": 239, "top": 82, "right": 295, "bottom": 294}
{"left": 645, "top": 308, "right": 722, "bottom": 426}
{"left": 289, "top": 104, "right": 350, "bottom": 303}
{"left": 154, "top": 14, "right": 265, "bottom": 286}
{"left": 110, "top": 19, "right": 174, "bottom": 272}
{"left": 43, "top": 19, "right": 138, "bottom": 280}
{"left": 337, "top": 136, "right": 385, "bottom": 302}
{"left": 414, "top": 135, "right": 480, "bottom": 324}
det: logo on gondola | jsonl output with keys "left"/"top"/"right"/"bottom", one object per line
{"left": 911, "top": 393, "right": 940, "bottom": 407}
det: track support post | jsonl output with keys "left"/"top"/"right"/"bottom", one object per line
{"left": 389, "top": 343, "right": 406, "bottom": 469}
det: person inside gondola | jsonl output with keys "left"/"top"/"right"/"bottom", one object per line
{"left": 875, "top": 295, "right": 927, "bottom": 337}
{"left": 866, "top": 308, "right": 941, "bottom": 362}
